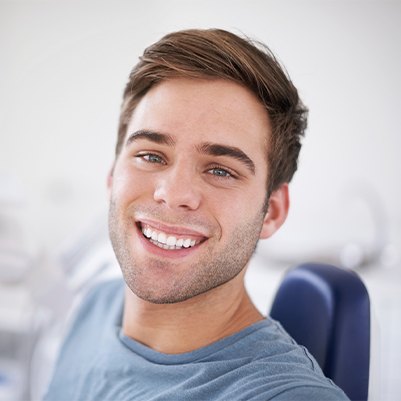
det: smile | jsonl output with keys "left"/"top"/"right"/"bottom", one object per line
{"left": 140, "top": 224, "right": 204, "bottom": 251}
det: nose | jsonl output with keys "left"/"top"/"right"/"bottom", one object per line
{"left": 153, "top": 164, "right": 202, "bottom": 211}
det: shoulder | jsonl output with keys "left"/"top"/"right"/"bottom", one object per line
{"left": 76, "top": 278, "right": 124, "bottom": 318}
{"left": 224, "top": 318, "right": 316, "bottom": 364}
{"left": 60, "top": 278, "right": 124, "bottom": 344}
{"left": 270, "top": 385, "right": 350, "bottom": 400}
{"left": 215, "top": 319, "right": 350, "bottom": 400}
{"left": 83, "top": 278, "right": 124, "bottom": 305}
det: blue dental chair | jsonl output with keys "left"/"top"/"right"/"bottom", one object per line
{"left": 270, "top": 263, "right": 370, "bottom": 401}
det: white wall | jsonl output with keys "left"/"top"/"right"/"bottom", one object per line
{"left": 1, "top": 0, "right": 400, "bottom": 399}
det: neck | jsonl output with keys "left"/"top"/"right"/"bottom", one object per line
{"left": 122, "top": 272, "right": 264, "bottom": 354}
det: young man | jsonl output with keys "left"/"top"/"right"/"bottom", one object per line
{"left": 44, "top": 29, "right": 349, "bottom": 400}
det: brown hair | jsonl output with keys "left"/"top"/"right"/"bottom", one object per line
{"left": 116, "top": 28, "right": 307, "bottom": 196}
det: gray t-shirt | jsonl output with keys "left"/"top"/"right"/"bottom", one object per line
{"left": 44, "top": 279, "right": 349, "bottom": 401}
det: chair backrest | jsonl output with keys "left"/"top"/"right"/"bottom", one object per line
{"left": 270, "top": 263, "right": 370, "bottom": 401}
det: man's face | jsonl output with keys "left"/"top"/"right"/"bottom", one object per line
{"left": 109, "top": 78, "right": 275, "bottom": 304}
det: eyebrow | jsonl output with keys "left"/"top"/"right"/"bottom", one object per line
{"left": 125, "top": 130, "right": 175, "bottom": 147}
{"left": 197, "top": 142, "right": 255, "bottom": 175}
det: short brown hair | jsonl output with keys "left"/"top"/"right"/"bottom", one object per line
{"left": 116, "top": 28, "right": 307, "bottom": 195}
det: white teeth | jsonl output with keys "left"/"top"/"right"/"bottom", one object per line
{"left": 157, "top": 232, "right": 167, "bottom": 244}
{"left": 166, "top": 236, "right": 176, "bottom": 246}
{"left": 141, "top": 225, "right": 199, "bottom": 250}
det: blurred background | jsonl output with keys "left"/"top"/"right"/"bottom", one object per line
{"left": 1, "top": 0, "right": 400, "bottom": 399}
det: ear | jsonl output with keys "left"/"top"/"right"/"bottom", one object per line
{"left": 106, "top": 163, "right": 115, "bottom": 193}
{"left": 259, "top": 184, "right": 290, "bottom": 240}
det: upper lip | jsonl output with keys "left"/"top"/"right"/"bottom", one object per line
{"left": 136, "top": 218, "right": 209, "bottom": 239}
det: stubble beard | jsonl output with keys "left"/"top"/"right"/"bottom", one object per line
{"left": 108, "top": 199, "right": 265, "bottom": 304}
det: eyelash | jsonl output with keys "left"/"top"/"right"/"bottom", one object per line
{"left": 134, "top": 153, "right": 238, "bottom": 180}
{"left": 135, "top": 153, "right": 166, "bottom": 165}
{"left": 207, "top": 165, "right": 237, "bottom": 180}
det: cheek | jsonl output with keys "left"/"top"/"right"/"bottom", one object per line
{"left": 111, "top": 163, "right": 153, "bottom": 204}
{"left": 215, "top": 184, "right": 266, "bottom": 217}
{"left": 207, "top": 186, "right": 265, "bottom": 234}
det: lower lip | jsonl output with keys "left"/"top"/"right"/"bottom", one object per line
{"left": 135, "top": 223, "right": 202, "bottom": 259}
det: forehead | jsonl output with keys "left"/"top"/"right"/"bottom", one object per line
{"left": 126, "top": 78, "right": 271, "bottom": 168}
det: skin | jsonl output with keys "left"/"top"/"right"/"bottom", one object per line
{"left": 108, "top": 78, "right": 289, "bottom": 354}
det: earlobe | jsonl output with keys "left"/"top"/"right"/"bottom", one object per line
{"left": 259, "top": 184, "right": 290, "bottom": 240}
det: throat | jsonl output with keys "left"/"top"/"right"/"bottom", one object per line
{"left": 122, "top": 281, "right": 264, "bottom": 354}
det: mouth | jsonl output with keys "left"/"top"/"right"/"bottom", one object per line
{"left": 136, "top": 221, "right": 208, "bottom": 251}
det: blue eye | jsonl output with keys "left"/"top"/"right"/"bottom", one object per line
{"left": 138, "top": 153, "right": 165, "bottom": 164}
{"left": 208, "top": 167, "right": 234, "bottom": 179}
{"left": 212, "top": 168, "right": 229, "bottom": 177}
